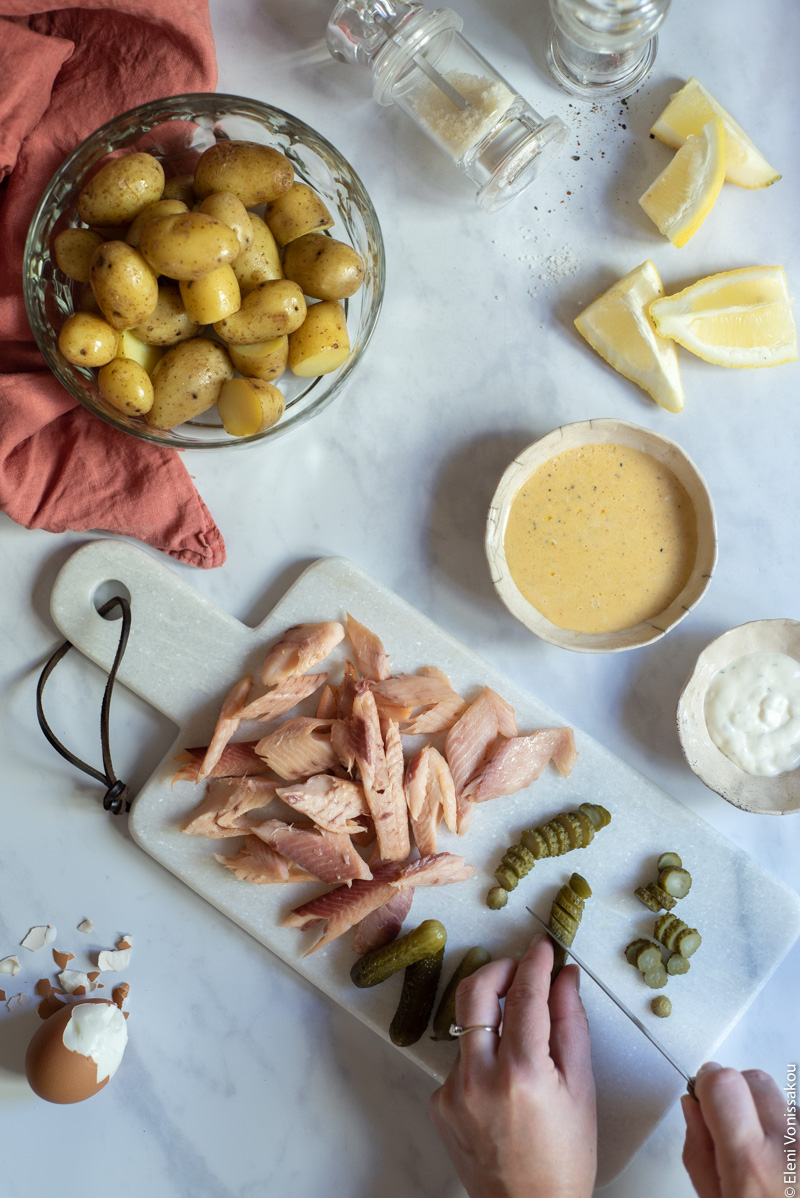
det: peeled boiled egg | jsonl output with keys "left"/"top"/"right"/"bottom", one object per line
{"left": 25, "top": 998, "right": 128, "bottom": 1104}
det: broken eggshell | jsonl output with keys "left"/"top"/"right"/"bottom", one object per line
{"left": 677, "top": 618, "right": 800, "bottom": 815}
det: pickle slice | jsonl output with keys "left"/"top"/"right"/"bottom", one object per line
{"left": 554, "top": 813, "right": 579, "bottom": 850}
{"left": 651, "top": 995, "right": 672, "bottom": 1017}
{"left": 658, "top": 867, "right": 692, "bottom": 899}
{"left": 487, "top": 885, "right": 509, "bottom": 910}
{"left": 549, "top": 907, "right": 578, "bottom": 944}
{"left": 642, "top": 965, "right": 668, "bottom": 989}
{"left": 569, "top": 872, "right": 592, "bottom": 900}
{"left": 635, "top": 886, "right": 664, "bottom": 913}
{"left": 579, "top": 803, "right": 605, "bottom": 830}
{"left": 647, "top": 883, "right": 677, "bottom": 911}
{"left": 555, "top": 887, "right": 584, "bottom": 923}
{"left": 657, "top": 852, "right": 682, "bottom": 871}
{"left": 494, "top": 865, "right": 519, "bottom": 892}
{"left": 571, "top": 811, "right": 595, "bottom": 847}
{"left": 521, "top": 828, "right": 549, "bottom": 858}
{"left": 625, "top": 938, "right": 652, "bottom": 966}
{"left": 634, "top": 942, "right": 663, "bottom": 973}
{"left": 666, "top": 952, "right": 691, "bottom": 976}
{"left": 676, "top": 928, "right": 702, "bottom": 958}
{"left": 507, "top": 844, "right": 537, "bottom": 875}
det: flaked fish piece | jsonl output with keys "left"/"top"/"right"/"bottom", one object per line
{"left": 352, "top": 686, "right": 408, "bottom": 861}
{"left": 250, "top": 818, "right": 372, "bottom": 885}
{"left": 337, "top": 660, "right": 359, "bottom": 720}
{"left": 239, "top": 674, "right": 327, "bottom": 722}
{"left": 181, "top": 777, "right": 279, "bottom": 838}
{"left": 171, "top": 740, "right": 268, "bottom": 785}
{"left": 331, "top": 717, "right": 357, "bottom": 775}
{"left": 197, "top": 675, "right": 253, "bottom": 781}
{"left": 256, "top": 718, "right": 339, "bottom": 780}
{"left": 215, "top": 836, "right": 316, "bottom": 884}
{"left": 371, "top": 674, "right": 462, "bottom": 708}
{"left": 261, "top": 622, "right": 344, "bottom": 686}
{"left": 285, "top": 853, "right": 473, "bottom": 954}
{"left": 346, "top": 613, "right": 392, "bottom": 681}
{"left": 401, "top": 698, "right": 465, "bottom": 735}
{"left": 445, "top": 686, "right": 519, "bottom": 796}
{"left": 316, "top": 684, "right": 339, "bottom": 719}
{"left": 276, "top": 774, "right": 368, "bottom": 833}
{"left": 353, "top": 889, "right": 414, "bottom": 954}
{"left": 464, "top": 728, "right": 578, "bottom": 802}
{"left": 404, "top": 745, "right": 457, "bottom": 855}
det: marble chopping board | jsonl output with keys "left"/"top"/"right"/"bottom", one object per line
{"left": 49, "top": 540, "right": 800, "bottom": 1186}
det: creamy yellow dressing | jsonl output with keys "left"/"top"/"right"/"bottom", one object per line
{"left": 504, "top": 443, "right": 698, "bottom": 634}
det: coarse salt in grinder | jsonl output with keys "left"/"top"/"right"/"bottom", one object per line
{"left": 327, "top": 0, "right": 568, "bottom": 212}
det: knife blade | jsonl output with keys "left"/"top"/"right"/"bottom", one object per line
{"left": 526, "top": 907, "right": 697, "bottom": 1097}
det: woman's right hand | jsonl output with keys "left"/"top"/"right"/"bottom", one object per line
{"left": 682, "top": 1061, "right": 787, "bottom": 1198}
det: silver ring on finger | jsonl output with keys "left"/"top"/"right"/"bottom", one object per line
{"left": 450, "top": 1023, "right": 501, "bottom": 1037}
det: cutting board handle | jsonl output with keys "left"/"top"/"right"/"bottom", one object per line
{"left": 50, "top": 541, "right": 258, "bottom": 725}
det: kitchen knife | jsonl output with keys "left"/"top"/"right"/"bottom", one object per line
{"left": 527, "top": 906, "right": 697, "bottom": 1097}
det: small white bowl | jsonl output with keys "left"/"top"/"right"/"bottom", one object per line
{"left": 677, "top": 619, "right": 800, "bottom": 815}
{"left": 485, "top": 418, "right": 718, "bottom": 653}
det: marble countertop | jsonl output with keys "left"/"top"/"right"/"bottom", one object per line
{"left": 1, "top": 1, "right": 798, "bottom": 1194}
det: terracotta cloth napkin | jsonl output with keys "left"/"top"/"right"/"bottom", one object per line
{"left": 0, "top": 0, "right": 226, "bottom": 568}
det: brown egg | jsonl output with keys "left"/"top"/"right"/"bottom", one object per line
{"left": 25, "top": 999, "right": 127, "bottom": 1104}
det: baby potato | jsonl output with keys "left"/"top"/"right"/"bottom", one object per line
{"left": 217, "top": 377, "right": 285, "bottom": 437}
{"left": 162, "top": 173, "right": 196, "bottom": 205}
{"left": 265, "top": 182, "right": 334, "bottom": 247}
{"left": 98, "top": 358, "right": 155, "bottom": 416}
{"left": 228, "top": 336, "right": 288, "bottom": 383}
{"left": 58, "top": 312, "right": 118, "bottom": 367}
{"left": 139, "top": 212, "right": 240, "bottom": 281}
{"left": 77, "top": 151, "right": 165, "bottom": 228}
{"left": 89, "top": 241, "right": 159, "bottom": 330}
{"left": 288, "top": 300, "right": 350, "bottom": 377}
{"left": 131, "top": 283, "right": 200, "bottom": 346}
{"left": 198, "top": 192, "right": 253, "bottom": 254}
{"left": 193, "top": 140, "right": 294, "bottom": 206}
{"left": 125, "top": 199, "right": 189, "bottom": 248}
{"left": 214, "top": 279, "right": 306, "bottom": 345}
{"left": 147, "top": 337, "right": 233, "bottom": 430}
{"left": 232, "top": 214, "right": 283, "bottom": 295}
{"left": 282, "top": 233, "right": 365, "bottom": 301}
{"left": 116, "top": 329, "right": 164, "bottom": 375}
{"left": 53, "top": 228, "right": 105, "bottom": 283}
{"left": 179, "top": 265, "right": 241, "bottom": 325}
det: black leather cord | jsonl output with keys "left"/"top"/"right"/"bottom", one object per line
{"left": 36, "top": 596, "right": 132, "bottom": 815}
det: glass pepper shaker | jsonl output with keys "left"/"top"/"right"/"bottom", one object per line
{"left": 546, "top": 0, "right": 671, "bottom": 101}
{"left": 326, "top": 0, "right": 568, "bottom": 212}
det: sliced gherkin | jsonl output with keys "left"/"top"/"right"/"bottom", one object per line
{"left": 494, "top": 864, "right": 519, "bottom": 892}
{"left": 635, "top": 886, "right": 664, "bottom": 913}
{"left": 521, "top": 827, "right": 549, "bottom": 858}
{"left": 658, "top": 867, "right": 692, "bottom": 899}
{"left": 647, "top": 883, "right": 677, "bottom": 911}
{"left": 569, "top": 872, "right": 592, "bottom": 900}
{"left": 553, "top": 814, "right": 578, "bottom": 850}
{"left": 555, "top": 886, "right": 584, "bottom": 922}
{"left": 651, "top": 995, "right": 672, "bottom": 1017}
{"left": 542, "top": 825, "right": 562, "bottom": 857}
{"left": 491, "top": 807, "right": 609, "bottom": 908}
{"left": 634, "top": 942, "right": 663, "bottom": 973}
{"left": 666, "top": 952, "right": 691, "bottom": 976}
{"left": 642, "top": 965, "right": 668, "bottom": 989}
{"left": 548, "top": 874, "right": 591, "bottom": 978}
{"left": 507, "top": 844, "right": 537, "bottom": 874}
{"left": 657, "top": 852, "right": 682, "bottom": 871}
{"left": 675, "top": 928, "right": 702, "bottom": 958}
{"left": 573, "top": 811, "right": 595, "bottom": 846}
{"left": 625, "top": 938, "right": 652, "bottom": 966}
{"left": 550, "top": 905, "right": 579, "bottom": 942}
{"left": 487, "top": 886, "right": 509, "bottom": 910}
{"left": 579, "top": 802, "right": 605, "bottom": 830}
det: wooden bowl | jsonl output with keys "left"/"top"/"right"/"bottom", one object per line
{"left": 677, "top": 619, "right": 800, "bottom": 815}
{"left": 485, "top": 418, "right": 717, "bottom": 653}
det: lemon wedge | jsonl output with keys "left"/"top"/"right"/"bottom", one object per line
{"left": 649, "top": 266, "right": 798, "bottom": 368}
{"left": 574, "top": 260, "right": 684, "bottom": 411}
{"left": 639, "top": 118, "right": 726, "bottom": 248}
{"left": 651, "top": 77, "right": 781, "bottom": 190}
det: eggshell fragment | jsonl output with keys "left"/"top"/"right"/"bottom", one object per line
{"left": 7, "top": 993, "right": 29, "bottom": 1011}
{"left": 25, "top": 999, "right": 128, "bottom": 1104}
{"left": 77, "top": 919, "right": 94, "bottom": 934}
{"left": 58, "top": 970, "right": 97, "bottom": 995}
{"left": 0, "top": 955, "right": 21, "bottom": 975}
{"left": 97, "top": 948, "right": 131, "bottom": 972}
{"left": 53, "top": 950, "right": 75, "bottom": 970}
{"left": 21, "top": 926, "right": 56, "bottom": 952}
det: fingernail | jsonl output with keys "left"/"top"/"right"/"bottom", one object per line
{"left": 530, "top": 932, "right": 544, "bottom": 946}
{"left": 573, "top": 967, "right": 581, "bottom": 993}
{"left": 697, "top": 1061, "right": 722, "bottom": 1075}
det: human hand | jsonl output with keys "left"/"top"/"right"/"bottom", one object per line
{"left": 429, "top": 932, "right": 597, "bottom": 1198}
{"left": 682, "top": 1061, "right": 786, "bottom": 1198}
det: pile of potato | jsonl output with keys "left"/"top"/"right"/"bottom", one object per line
{"left": 53, "top": 140, "right": 366, "bottom": 436}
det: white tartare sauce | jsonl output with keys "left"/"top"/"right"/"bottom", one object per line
{"left": 704, "top": 651, "right": 800, "bottom": 776}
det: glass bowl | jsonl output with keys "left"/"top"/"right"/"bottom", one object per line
{"left": 24, "top": 94, "right": 385, "bottom": 449}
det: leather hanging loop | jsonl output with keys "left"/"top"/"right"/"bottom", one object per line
{"left": 36, "top": 596, "right": 132, "bottom": 814}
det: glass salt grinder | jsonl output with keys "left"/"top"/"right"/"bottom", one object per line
{"left": 546, "top": 0, "right": 672, "bottom": 101}
{"left": 326, "top": 0, "right": 568, "bottom": 213}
